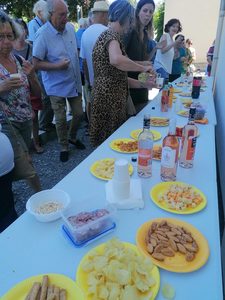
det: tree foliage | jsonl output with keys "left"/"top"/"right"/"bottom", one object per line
{"left": 0, "top": 0, "right": 95, "bottom": 21}
{"left": 153, "top": 1, "right": 165, "bottom": 42}
{"left": 128, "top": 0, "right": 137, "bottom": 7}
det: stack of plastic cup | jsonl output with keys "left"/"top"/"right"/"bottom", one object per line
{"left": 112, "top": 159, "right": 130, "bottom": 200}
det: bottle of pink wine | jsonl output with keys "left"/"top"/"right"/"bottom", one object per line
{"left": 179, "top": 107, "right": 198, "bottom": 168}
{"left": 137, "top": 115, "right": 153, "bottom": 178}
{"left": 160, "top": 118, "right": 179, "bottom": 181}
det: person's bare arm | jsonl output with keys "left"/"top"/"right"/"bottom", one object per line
{"left": 149, "top": 39, "right": 167, "bottom": 60}
{"left": 108, "top": 40, "right": 151, "bottom": 73}
{"left": 128, "top": 77, "right": 156, "bottom": 89}
{"left": 22, "top": 60, "right": 42, "bottom": 99}
{"left": 0, "top": 78, "right": 23, "bottom": 94}
{"left": 160, "top": 34, "right": 183, "bottom": 54}
{"left": 32, "top": 57, "right": 70, "bottom": 71}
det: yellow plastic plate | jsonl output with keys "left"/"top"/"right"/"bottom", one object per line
{"left": 1, "top": 273, "right": 84, "bottom": 300}
{"left": 150, "top": 117, "right": 169, "bottom": 127}
{"left": 175, "top": 83, "right": 186, "bottom": 87}
{"left": 173, "top": 88, "right": 182, "bottom": 93}
{"left": 76, "top": 242, "right": 160, "bottom": 300}
{"left": 150, "top": 181, "right": 207, "bottom": 214}
{"left": 90, "top": 158, "right": 133, "bottom": 180}
{"left": 130, "top": 129, "right": 162, "bottom": 141}
{"left": 177, "top": 110, "right": 189, "bottom": 117}
{"left": 136, "top": 217, "right": 209, "bottom": 273}
{"left": 110, "top": 138, "right": 138, "bottom": 153}
{"left": 180, "top": 98, "right": 193, "bottom": 104}
{"left": 179, "top": 92, "right": 192, "bottom": 97}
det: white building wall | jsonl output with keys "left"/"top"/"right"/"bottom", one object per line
{"left": 214, "top": 7, "right": 225, "bottom": 210}
{"left": 164, "top": 0, "right": 220, "bottom": 64}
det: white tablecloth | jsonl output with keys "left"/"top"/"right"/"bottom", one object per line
{"left": 0, "top": 76, "right": 222, "bottom": 299}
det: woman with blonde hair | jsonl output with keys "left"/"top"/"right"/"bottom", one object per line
{"left": 0, "top": 11, "right": 42, "bottom": 192}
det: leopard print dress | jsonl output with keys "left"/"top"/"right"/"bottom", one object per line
{"left": 90, "top": 29, "right": 128, "bottom": 146}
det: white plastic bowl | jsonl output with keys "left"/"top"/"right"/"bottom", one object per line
{"left": 26, "top": 189, "right": 71, "bottom": 222}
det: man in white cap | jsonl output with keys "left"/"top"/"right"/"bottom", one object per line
{"left": 80, "top": 1, "right": 109, "bottom": 121}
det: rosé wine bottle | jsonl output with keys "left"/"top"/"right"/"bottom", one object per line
{"left": 160, "top": 118, "right": 179, "bottom": 181}
{"left": 137, "top": 115, "right": 153, "bottom": 178}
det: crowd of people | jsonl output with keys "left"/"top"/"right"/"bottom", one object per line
{"left": 0, "top": 0, "right": 211, "bottom": 231}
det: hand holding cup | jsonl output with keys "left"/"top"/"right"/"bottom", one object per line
{"left": 57, "top": 58, "right": 70, "bottom": 70}
{"left": 0, "top": 75, "right": 23, "bottom": 93}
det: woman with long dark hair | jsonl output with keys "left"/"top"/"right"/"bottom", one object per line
{"left": 125, "top": 0, "right": 162, "bottom": 113}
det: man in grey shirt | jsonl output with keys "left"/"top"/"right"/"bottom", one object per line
{"left": 33, "top": 0, "right": 85, "bottom": 162}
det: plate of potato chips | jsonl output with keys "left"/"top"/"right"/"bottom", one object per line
{"left": 76, "top": 238, "right": 160, "bottom": 300}
{"left": 90, "top": 158, "right": 133, "bottom": 180}
{"left": 1, "top": 273, "right": 84, "bottom": 300}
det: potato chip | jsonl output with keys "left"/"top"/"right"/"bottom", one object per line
{"left": 99, "top": 284, "right": 109, "bottom": 299}
{"left": 81, "top": 238, "right": 156, "bottom": 299}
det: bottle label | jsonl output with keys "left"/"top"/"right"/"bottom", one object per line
{"left": 193, "top": 79, "right": 201, "bottom": 87}
{"left": 161, "top": 93, "right": 168, "bottom": 112}
{"left": 186, "top": 137, "right": 197, "bottom": 160}
{"left": 161, "top": 147, "right": 176, "bottom": 168}
{"left": 138, "top": 148, "right": 151, "bottom": 167}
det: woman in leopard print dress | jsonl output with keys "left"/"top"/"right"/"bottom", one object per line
{"left": 90, "top": 0, "right": 156, "bottom": 146}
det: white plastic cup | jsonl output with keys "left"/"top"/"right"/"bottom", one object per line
{"left": 112, "top": 159, "right": 130, "bottom": 200}
{"left": 156, "top": 77, "right": 164, "bottom": 89}
{"left": 10, "top": 73, "right": 21, "bottom": 79}
{"left": 113, "top": 159, "right": 130, "bottom": 182}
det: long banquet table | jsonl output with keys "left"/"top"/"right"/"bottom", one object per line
{"left": 0, "top": 77, "right": 223, "bottom": 299}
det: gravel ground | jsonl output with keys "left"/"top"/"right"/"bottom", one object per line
{"left": 13, "top": 119, "right": 96, "bottom": 216}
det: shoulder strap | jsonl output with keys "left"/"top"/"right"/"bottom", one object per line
{"left": 14, "top": 54, "right": 23, "bottom": 66}
{"left": 25, "top": 44, "right": 30, "bottom": 61}
{"left": 35, "top": 18, "right": 42, "bottom": 27}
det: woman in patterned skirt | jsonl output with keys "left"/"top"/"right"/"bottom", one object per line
{"left": 90, "top": 0, "right": 156, "bottom": 146}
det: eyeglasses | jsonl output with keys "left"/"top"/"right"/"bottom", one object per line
{"left": 0, "top": 34, "right": 15, "bottom": 41}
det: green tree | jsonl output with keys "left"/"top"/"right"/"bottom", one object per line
{"left": 128, "top": 0, "right": 137, "bottom": 7}
{"left": 0, "top": 0, "right": 95, "bottom": 21}
{"left": 153, "top": 1, "right": 165, "bottom": 42}
{"left": 0, "top": 0, "right": 34, "bottom": 19}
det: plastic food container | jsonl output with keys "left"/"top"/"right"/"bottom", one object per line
{"left": 191, "top": 103, "right": 206, "bottom": 120}
{"left": 61, "top": 203, "right": 116, "bottom": 247}
{"left": 195, "top": 107, "right": 206, "bottom": 120}
{"left": 26, "top": 189, "right": 71, "bottom": 222}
